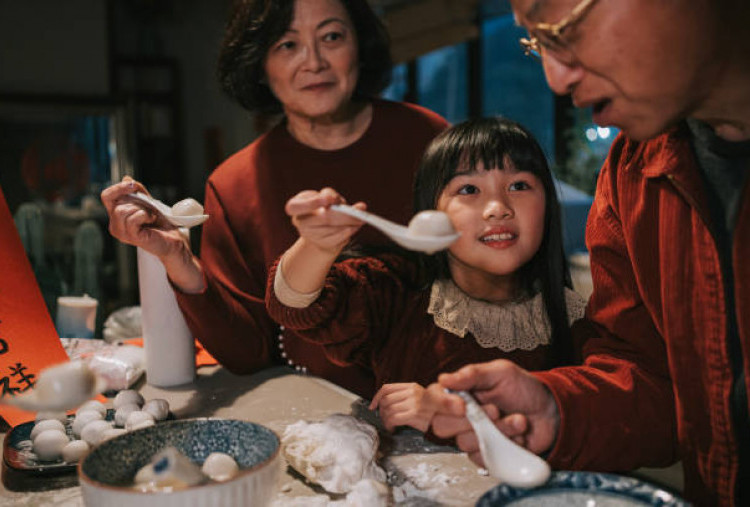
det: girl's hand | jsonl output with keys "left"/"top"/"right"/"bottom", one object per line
{"left": 370, "top": 383, "right": 436, "bottom": 433}
{"left": 285, "top": 188, "right": 365, "bottom": 256}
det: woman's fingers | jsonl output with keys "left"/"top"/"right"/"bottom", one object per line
{"left": 108, "top": 202, "right": 152, "bottom": 243}
{"left": 286, "top": 188, "right": 344, "bottom": 216}
{"left": 100, "top": 178, "right": 148, "bottom": 214}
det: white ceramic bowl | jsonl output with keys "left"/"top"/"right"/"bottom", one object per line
{"left": 78, "top": 418, "right": 280, "bottom": 507}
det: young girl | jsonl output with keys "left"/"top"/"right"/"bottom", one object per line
{"left": 266, "top": 117, "right": 585, "bottom": 433}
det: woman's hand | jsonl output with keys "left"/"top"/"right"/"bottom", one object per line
{"left": 285, "top": 187, "right": 365, "bottom": 256}
{"left": 426, "top": 359, "right": 559, "bottom": 467}
{"left": 100, "top": 177, "right": 205, "bottom": 293}
{"left": 370, "top": 383, "right": 436, "bottom": 433}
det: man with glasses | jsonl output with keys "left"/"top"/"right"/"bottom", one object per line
{"left": 427, "top": 1, "right": 750, "bottom": 505}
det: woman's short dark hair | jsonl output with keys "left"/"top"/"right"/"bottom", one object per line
{"left": 217, "top": 0, "right": 392, "bottom": 113}
{"left": 413, "top": 117, "right": 574, "bottom": 367}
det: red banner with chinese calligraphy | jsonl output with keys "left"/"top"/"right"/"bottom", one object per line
{"left": 0, "top": 187, "right": 70, "bottom": 427}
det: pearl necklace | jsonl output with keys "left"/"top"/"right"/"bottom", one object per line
{"left": 277, "top": 325, "right": 308, "bottom": 373}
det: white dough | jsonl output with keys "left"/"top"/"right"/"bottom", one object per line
{"left": 142, "top": 399, "right": 170, "bottom": 421}
{"left": 113, "top": 390, "right": 144, "bottom": 409}
{"left": 114, "top": 403, "right": 140, "bottom": 427}
{"left": 72, "top": 410, "right": 104, "bottom": 437}
{"left": 81, "top": 419, "right": 114, "bottom": 446}
{"left": 201, "top": 452, "right": 239, "bottom": 481}
{"left": 33, "top": 429, "right": 69, "bottom": 461}
{"left": 62, "top": 439, "right": 90, "bottom": 462}
{"left": 102, "top": 428, "right": 128, "bottom": 441}
{"left": 125, "top": 411, "right": 155, "bottom": 431}
{"left": 31, "top": 419, "right": 66, "bottom": 441}
{"left": 171, "top": 198, "right": 204, "bottom": 216}
{"left": 281, "top": 414, "right": 386, "bottom": 494}
{"left": 76, "top": 400, "right": 107, "bottom": 417}
{"left": 35, "top": 411, "right": 68, "bottom": 425}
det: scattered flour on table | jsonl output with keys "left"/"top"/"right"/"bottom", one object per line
{"left": 281, "top": 414, "right": 386, "bottom": 494}
{"left": 391, "top": 461, "right": 461, "bottom": 503}
{"left": 272, "top": 478, "right": 388, "bottom": 507}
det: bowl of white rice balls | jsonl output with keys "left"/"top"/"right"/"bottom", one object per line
{"left": 78, "top": 419, "right": 280, "bottom": 507}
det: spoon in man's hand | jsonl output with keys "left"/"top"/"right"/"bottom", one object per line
{"left": 330, "top": 204, "right": 460, "bottom": 254}
{"left": 450, "top": 389, "right": 551, "bottom": 488}
{"left": 129, "top": 192, "right": 209, "bottom": 228}
{"left": 2, "top": 361, "right": 107, "bottom": 412}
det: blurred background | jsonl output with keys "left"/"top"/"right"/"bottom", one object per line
{"left": 0, "top": 0, "right": 614, "bottom": 330}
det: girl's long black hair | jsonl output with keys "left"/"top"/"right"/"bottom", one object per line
{"left": 413, "top": 117, "right": 574, "bottom": 367}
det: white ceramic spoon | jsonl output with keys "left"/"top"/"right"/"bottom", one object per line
{"left": 129, "top": 192, "right": 209, "bottom": 228}
{"left": 330, "top": 204, "right": 459, "bottom": 254}
{"left": 2, "top": 361, "right": 107, "bottom": 412}
{"left": 451, "top": 389, "right": 551, "bottom": 488}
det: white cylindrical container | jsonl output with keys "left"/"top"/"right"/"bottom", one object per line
{"left": 137, "top": 244, "right": 195, "bottom": 387}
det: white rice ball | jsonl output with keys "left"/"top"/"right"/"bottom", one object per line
{"left": 129, "top": 419, "right": 155, "bottom": 432}
{"left": 171, "top": 198, "right": 204, "bottom": 216}
{"left": 33, "top": 429, "right": 69, "bottom": 461}
{"left": 81, "top": 420, "right": 114, "bottom": 446}
{"left": 31, "top": 419, "right": 66, "bottom": 441}
{"left": 142, "top": 399, "right": 170, "bottom": 421}
{"left": 114, "top": 403, "right": 141, "bottom": 427}
{"left": 35, "top": 411, "right": 68, "bottom": 425}
{"left": 101, "top": 428, "right": 128, "bottom": 441}
{"left": 72, "top": 410, "right": 104, "bottom": 437}
{"left": 125, "top": 411, "right": 155, "bottom": 432}
{"left": 114, "top": 390, "right": 144, "bottom": 409}
{"left": 62, "top": 440, "right": 89, "bottom": 463}
{"left": 76, "top": 400, "right": 107, "bottom": 417}
{"left": 201, "top": 452, "right": 239, "bottom": 481}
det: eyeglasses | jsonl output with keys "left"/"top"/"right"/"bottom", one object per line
{"left": 519, "top": 0, "right": 600, "bottom": 63}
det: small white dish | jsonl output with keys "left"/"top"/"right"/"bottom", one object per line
{"left": 129, "top": 192, "right": 209, "bottom": 228}
{"left": 330, "top": 204, "right": 459, "bottom": 254}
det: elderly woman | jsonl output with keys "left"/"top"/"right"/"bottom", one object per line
{"left": 101, "top": 0, "right": 448, "bottom": 398}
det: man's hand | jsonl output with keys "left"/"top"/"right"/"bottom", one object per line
{"left": 427, "top": 359, "right": 560, "bottom": 467}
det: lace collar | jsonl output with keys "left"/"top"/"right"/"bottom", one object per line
{"left": 427, "top": 279, "right": 586, "bottom": 352}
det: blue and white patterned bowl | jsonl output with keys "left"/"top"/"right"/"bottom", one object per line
{"left": 477, "top": 471, "right": 688, "bottom": 506}
{"left": 78, "top": 418, "right": 280, "bottom": 507}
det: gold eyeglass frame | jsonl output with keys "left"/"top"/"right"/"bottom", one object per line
{"left": 519, "top": 0, "right": 600, "bottom": 61}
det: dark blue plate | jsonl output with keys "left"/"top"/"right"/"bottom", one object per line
{"left": 477, "top": 471, "right": 688, "bottom": 506}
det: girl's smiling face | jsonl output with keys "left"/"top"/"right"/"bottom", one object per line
{"left": 436, "top": 159, "right": 546, "bottom": 301}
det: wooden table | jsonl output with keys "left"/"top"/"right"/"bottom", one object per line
{"left": 1, "top": 365, "right": 500, "bottom": 506}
